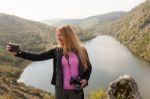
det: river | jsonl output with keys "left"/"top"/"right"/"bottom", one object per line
{"left": 18, "top": 35, "right": 150, "bottom": 99}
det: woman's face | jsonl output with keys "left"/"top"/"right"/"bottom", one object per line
{"left": 56, "top": 30, "right": 65, "bottom": 47}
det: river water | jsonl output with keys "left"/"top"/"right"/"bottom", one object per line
{"left": 18, "top": 35, "right": 150, "bottom": 99}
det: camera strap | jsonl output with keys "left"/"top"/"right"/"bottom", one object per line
{"left": 65, "top": 55, "right": 73, "bottom": 77}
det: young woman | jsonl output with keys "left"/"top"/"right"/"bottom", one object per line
{"left": 6, "top": 25, "right": 92, "bottom": 99}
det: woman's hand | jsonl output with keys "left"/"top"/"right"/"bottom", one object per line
{"left": 6, "top": 43, "right": 18, "bottom": 56}
{"left": 80, "top": 79, "right": 88, "bottom": 89}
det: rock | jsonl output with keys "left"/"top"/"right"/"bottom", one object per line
{"left": 107, "top": 75, "right": 142, "bottom": 99}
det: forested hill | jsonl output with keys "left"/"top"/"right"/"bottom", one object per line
{"left": 0, "top": 13, "right": 56, "bottom": 67}
{"left": 0, "top": 14, "right": 56, "bottom": 98}
{"left": 97, "top": 1, "right": 150, "bottom": 62}
{"left": 0, "top": 13, "right": 56, "bottom": 51}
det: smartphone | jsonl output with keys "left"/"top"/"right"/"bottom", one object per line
{"left": 8, "top": 43, "right": 20, "bottom": 52}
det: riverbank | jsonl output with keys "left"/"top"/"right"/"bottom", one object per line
{"left": 0, "top": 65, "right": 54, "bottom": 99}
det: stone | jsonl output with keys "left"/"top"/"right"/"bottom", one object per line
{"left": 107, "top": 75, "right": 142, "bottom": 99}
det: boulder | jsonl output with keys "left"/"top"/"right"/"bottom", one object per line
{"left": 107, "top": 75, "right": 142, "bottom": 99}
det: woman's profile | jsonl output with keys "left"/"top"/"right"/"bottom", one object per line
{"left": 6, "top": 25, "right": 92, "bottom": 99}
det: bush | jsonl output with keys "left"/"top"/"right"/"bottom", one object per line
{"left": 88, "top": 89, "right": 107, "bottom": 99}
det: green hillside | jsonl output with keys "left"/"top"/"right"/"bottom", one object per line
{"left": 0, "top": 13, "right": 56, "bottom": 68}
{"left": 97, "top": 1, "right": 150, "bottom": 62}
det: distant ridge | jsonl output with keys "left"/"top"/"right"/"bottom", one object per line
{"left": 42, "top": 11, "right": 126, "bottom": 31}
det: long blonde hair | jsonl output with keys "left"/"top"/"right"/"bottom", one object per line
{"left": 56, "top": 25, "right": 89, "bottom": 71}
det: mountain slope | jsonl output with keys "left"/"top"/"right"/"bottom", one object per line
{"left": 0, "top": 13, "right": 55, "bottom": 49}
{"left": 98, "top": 1, "right": 150, "bottom": 62}
{"left": 0, "top": 13, "right": 56, "bottom": 67}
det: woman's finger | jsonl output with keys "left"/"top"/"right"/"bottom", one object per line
{"left": 80, "top": 79, "right": 88, "bottom": 88}
{"left": 6, "top": 45, "right": 11, "bottom": 51}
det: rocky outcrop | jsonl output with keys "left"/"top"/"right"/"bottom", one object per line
{"left": 0, "top": 66, "right": 54, "bottom": 99}
{"left": 107, "top": 75, "right": 142, "bottom": 99}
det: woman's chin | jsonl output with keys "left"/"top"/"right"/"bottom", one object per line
{"left": 58, "top": 43, "right": 64, "bottom": 47}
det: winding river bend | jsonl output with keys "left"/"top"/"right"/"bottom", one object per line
{"left": 18, "top": 35, "right": 150, "bottom": 99}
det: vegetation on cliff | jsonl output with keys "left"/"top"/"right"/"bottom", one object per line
{"left": 0, "top": 65, "right": 54, "bottom": 99}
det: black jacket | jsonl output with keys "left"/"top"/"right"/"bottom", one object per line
{"left": 15, "top": 47, "right": 92, "bottom": 87}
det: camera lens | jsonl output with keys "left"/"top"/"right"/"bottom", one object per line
{"left": 70, "top": 76, "right": 77, "bottom": 84}
{"left": 74, "top": 84, "right": 81, "bottom": 92}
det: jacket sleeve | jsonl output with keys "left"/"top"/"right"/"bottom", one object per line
{"left": 83, "top": 48, "right": 92, "bottom": 81}
{"left": 15, "top": 48, "right": 55, "bottom": 61}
